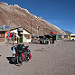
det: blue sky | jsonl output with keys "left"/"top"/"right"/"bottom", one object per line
{"left": 1, "top": 0, "right": 75, "bottom": 33}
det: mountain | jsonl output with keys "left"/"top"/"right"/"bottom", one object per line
{"left": 62, "top": 29, "right": 72, "bottom": 34}
{"left": 0, "top": 2, "right": 65, "bottom": 36}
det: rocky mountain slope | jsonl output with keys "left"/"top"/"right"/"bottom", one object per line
{"left": 0, "top": 2, "right": 65, "bottom": 36}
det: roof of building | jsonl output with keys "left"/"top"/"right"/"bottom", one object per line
{"left": 0, "top": 25, "right": 31, "bottom": 34}
{"left": 0, "top": 25, "right": 18, "bottom": 31}
{"left": 50, "top": 31, "right": 60, "bottom": 34}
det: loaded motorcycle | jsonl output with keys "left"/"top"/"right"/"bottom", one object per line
{"left": 11, "top": 44, "right": 31, "bottom": 66}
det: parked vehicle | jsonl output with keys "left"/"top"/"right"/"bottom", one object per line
{"left": 70, "top": 34, "right": 75, "bottom": 40}
{"left": 11, "top": 44, "right": 31, "bottom": 66}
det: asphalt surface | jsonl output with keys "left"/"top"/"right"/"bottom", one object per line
{"left": 0, "top": 40, "right": 75, "bottom": 75}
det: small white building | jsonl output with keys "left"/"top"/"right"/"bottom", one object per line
{"left": 10, "top": 27, "right": 31, "bottom": 43}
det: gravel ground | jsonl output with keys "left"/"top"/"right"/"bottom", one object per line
{"left": 0, "top": 40, "right": 75, "bottom": 75}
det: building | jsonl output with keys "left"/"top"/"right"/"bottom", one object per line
{"left": 50, "top": 31, "right": 62, "bottom": 40}
{"left": 0, "top": 25, "right": 31, "bottom": 43}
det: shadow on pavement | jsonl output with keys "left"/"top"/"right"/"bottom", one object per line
{"left": 64, "top": 40, "right": 75, "bottom": 42}
{"left": 6, "top": 57, "right": 16, "bottom": 64}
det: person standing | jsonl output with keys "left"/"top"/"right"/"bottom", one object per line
{"left": 16, "top": 35, "right": 19, "bottom": 44}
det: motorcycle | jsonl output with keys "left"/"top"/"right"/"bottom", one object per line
{"left": 11, "top": 44, "right": 31, "bottom": 66}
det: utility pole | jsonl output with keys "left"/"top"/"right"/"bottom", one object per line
{"left": 43, "top": 27, "right": 48, "bottom": 35}
{"left": 31, "top": 20, "right": 32, "bottom": 36}
{"left": 37, "top": 24, "right": 38, "bottom": 35}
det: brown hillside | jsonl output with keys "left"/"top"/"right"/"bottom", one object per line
{"left": 0, "top": 2, "right": 65, "bottom": 36}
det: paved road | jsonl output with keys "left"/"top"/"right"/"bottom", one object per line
{"left": 0, "top": 40, "right": 75, "bottom": 75}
